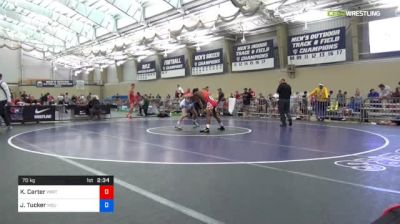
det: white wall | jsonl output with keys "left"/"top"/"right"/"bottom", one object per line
{"left": 122, "top": 59, "right": 136, "bottom": 82}
{"left": 0, "top": 48, "right": 21, "bottom": 83}
{"left": 21, "top": 53, "right": 52, "bottom": 81}
{"left": 107, "top": 65, "right": 119, "bottom": 83}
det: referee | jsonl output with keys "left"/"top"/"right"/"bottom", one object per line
{"left": 0, "top": 73, "right": 12, "bottom": 129}
{"left": 276, "top": 78, "right": 292, "bottom": 127}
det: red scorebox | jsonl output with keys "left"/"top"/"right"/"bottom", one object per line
{"left": 100, "top": 185, "right": 114, "bottom": 200}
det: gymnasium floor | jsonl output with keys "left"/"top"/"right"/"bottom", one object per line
{"left": 1, "top": 116, "right": 400, "bottom": 224}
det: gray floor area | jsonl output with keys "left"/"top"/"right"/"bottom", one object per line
{"left": 1, "top": 118, "right": 399, "bottom": 224}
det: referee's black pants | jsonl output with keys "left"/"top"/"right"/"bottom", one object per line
{"left": 278, "top": 99, "right": 291, "bottom": 126}
{"left": 0, "top": 100, "right": 11, "bottom": 126}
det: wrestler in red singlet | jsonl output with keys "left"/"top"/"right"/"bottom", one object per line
{"left": 127, "top": 83, "right": 135, "bottom": 119}
{"left": 193, "top": 87, "right": 224, "bottom": 133}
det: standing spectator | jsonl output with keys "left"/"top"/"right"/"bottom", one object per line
{"left": 336, "top": 90, "right": 345, "bottom": 108}
{"left": 301, "top": 91, "right": 309, "bottom": 115}
{"left": 0, "top": 73, "right": 12, "bottom": 129}
{"left": 234, "top": 90, "right": 241, "bottom": 99}
{"left": 86, "top": 92, "right": 92, "bottom": 102}
{"left": 249, "top": 88, "right": 256, "bottom": 98}
{"left": 353, "top": 88, "right": 363, "bottom": 112}
{"left": 142, "top": 94, "right": 150, "bottom": 116}
{"left": 276, "top": 78, "right": 292, "bottom": 127}
{"left": 217, "top": 88, "right": 225, "bottom": 113}
{"left": 136, "top": 92, "right": 143, "bottom": 116}
{"left": 64, "top": 92, "right": 70, "bottom": 104}
{"left": 258, "top": 93, "right": 267, "bottom": 114}
{"left": 242, "top": 88, "right": 252, "bottom": 117}
{"left": 310, "top": 83, "right": 329, "bottom": 121}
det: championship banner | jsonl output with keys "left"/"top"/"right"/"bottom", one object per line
{"left": 36, "top": 80, "right": 74, "bottom": 88}
{"left": 232, "top": 40, "right": 274, "bottom": 71}
{"left": 161, "top": 55, "right": 185, "bottom": 78}
{"left": 76, "top": 80, "right": 85, "bottom": 89}
{"left": 137, "top": 61, "right": 157, "bottom": 81}
{"left": 288, "top": 27, "right": 346, "bottom": 66}
{"left": 192, "top": 48, "right": 223, "bottom": 76}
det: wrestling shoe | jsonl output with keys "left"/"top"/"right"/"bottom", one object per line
{"left": 193, "top": 122, "right": 200, "bottom": 128}
{"left": 175, "top": 126, "right": 182, "bottom": 131}
{"left": 200, "top": 128, "right": 210, "bottom": 133}
{"left": 217, "top": 126, "right": 225, "bottom": 131}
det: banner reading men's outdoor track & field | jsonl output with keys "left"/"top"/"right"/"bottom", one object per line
{"left": 288, "top": 27, "right": 346, "bottom": 66}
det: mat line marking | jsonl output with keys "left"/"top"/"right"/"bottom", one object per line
{"left": 10, "top": 136, "right": 400, "bottom": 196}
{"left": 8, "top": 119, "right": 389, "bottom": 164}
{"left": 146, "top": 126, "right": 252, "bottom": 137}
{"left": 13, "top": 139, "right": 225, "bottom": 224}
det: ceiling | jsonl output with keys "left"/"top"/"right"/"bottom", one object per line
{"left": 0, "top": 0, "right": 398, "bottom": 71}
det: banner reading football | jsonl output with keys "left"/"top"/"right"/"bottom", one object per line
{"left": 288, "top": 27, "right": 346, "bottom": 65}
{"left": 161, "top": 55, "right": 185, "bottom": 78}
{"left": 232, "top": 40, "right": 274, "bottom": 71}
{"left": 137, "top": 61, "right": 157, "bottom": 81}
{"left": 192, "top": 49, "right": 223, "bottom": 76}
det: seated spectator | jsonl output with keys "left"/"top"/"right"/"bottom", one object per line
{"left": 392, "top": 87, "right": 400, "bottom": 103}
{"left": 378, "top": 83, "right": 391, "bottom": 100}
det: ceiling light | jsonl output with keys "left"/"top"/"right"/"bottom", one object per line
{"left": 241, "top": 33, "right": 246, "bottom": 44}
{"left": 303, "top": 21, "right": 309, "bottom": 31}
{"left": 163, "top": 49, "right": 168, "bottom": 57}
{"left": 196, "top": 44, "right": 201, "bottom": 51}
{"left": 53, "top": 66, "right": 58, "bottom": 71}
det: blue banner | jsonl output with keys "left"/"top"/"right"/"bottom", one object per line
{"left": 288, "top": 27, "right": 346, "bottom": 65}
{"left": 137, "top": 61, "right": 157, "bottom": 80}
{"left": 161, "top": 55, "right": 185, "bottom": 78}
{"left": 192, "top": 48, "right": 223, "bottom": 76}
{"left": 232, "top": 40, "right": 274, "bottom": 71}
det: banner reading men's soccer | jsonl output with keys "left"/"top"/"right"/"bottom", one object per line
{"left": 137, "top": 61, "right": 157, "bottom": 81}
{"left": 161, "top": 55, "right": 185, "bottom": 78}
{"left": 288, "top": 27, "right": 346, "bottom": 66}
{"left": 192, "top": 48, "right": 223, "bottom": 76}
{"left": 232, "top": 40, "right": 274, "bottom": 71}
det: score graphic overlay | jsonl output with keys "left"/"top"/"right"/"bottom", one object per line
{"left": 18, "top": 176, "right": 114, "bottom": 213}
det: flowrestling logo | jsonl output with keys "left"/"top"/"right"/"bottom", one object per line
{"left": 328, "top": 10, "right": 381, "bottom": 17}
{"left": 335, "top": 149, "right": 400, "bottom": 171}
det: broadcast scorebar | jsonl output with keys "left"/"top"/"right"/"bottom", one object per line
{"left": 18, "top": 176, "right": 114, "bottom": 213}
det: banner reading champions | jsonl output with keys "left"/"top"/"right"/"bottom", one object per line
{"left": 36, "top": 80, "right": 74, "bottom": 88}
{"left": 161, "top": 55, "right": 185, "bottom": 78}
{"left": 288, "top": 27, "right": 346, "bottom": 66}
{"left": 192, "top": 48, "right": 223, "bottom": 76}
{"left": 232, "top": 40, "right": 274, "bottom": 71}
{"left": 137, "top": 61, "right": 157, "bottom": 81}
